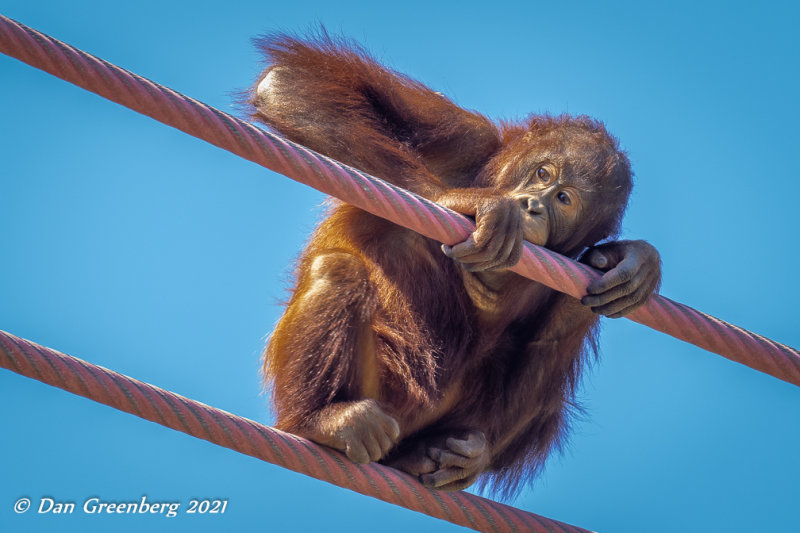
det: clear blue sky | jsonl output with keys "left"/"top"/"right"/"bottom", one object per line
{"left": 1, "top": 1, "right": 798, "bottom": 532}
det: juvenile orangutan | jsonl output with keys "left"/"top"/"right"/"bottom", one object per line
{"left": 251, "top": 33, "right": 660, "bottom": 495}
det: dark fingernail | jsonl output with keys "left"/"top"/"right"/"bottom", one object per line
{"left": 441, "top": 244, "right": 452, "bottom": 256}
{"left": 593, "top": 254, "right": 608, "bottom": 268}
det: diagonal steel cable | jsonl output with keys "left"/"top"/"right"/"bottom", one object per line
{"left": 2, "top": 9, "right": 799, "bottom": 378}
{"left": 0, "top": 14, "right": 796, "bottom": 386}
{"left": 0, "top": 330, "right": 592, "bottom": 533}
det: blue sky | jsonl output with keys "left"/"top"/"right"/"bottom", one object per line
{"left": 1, "top": 1, "right": 798, "bottom": 532}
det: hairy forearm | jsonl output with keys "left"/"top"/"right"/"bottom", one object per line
{"left": 251, "top": 35, "right": 501, "bottom": 192}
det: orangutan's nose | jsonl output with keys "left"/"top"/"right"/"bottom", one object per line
{"left": 520, "top": 196, "right": 544, "bottom": 215}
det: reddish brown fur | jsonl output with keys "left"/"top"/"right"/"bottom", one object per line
{"left": 252, "top": 32, "right": 632, "bottom": 497}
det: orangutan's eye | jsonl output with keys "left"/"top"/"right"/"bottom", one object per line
{"left": 536, "top": 167, "right": 550, "bottom": 182}
{"left": 557, "top": 191, "right": 571, "bottom": 205}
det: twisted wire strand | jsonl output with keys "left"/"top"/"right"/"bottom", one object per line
{"left": 0, "top": 330, "right": 591, "bottom": 533}
{"left": 0, "top": 14, "right": 797, "bottom": 386}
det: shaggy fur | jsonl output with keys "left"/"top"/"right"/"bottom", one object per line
{"left": 252, "top": 32, "right": 632, "bottom": 497}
